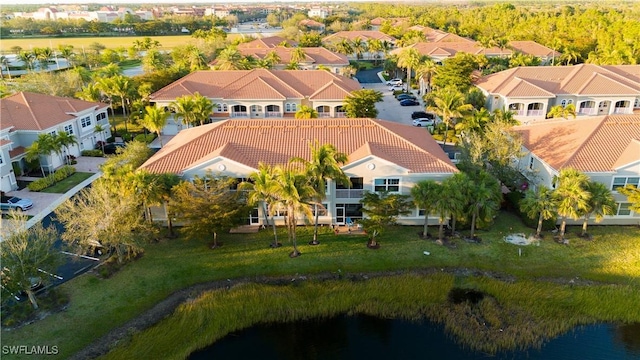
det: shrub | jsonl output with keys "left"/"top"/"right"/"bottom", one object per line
{"left": 82, "top": 149, "right": 104, "bottom": 157}
{"left": 27, "top": 166, "right": 76, "bottom": 191}
{"left": 503, "top": 191, "right": 556, "bottom": 231}
{"left": 134, "top": 133, "right": 156, "bottom": 144}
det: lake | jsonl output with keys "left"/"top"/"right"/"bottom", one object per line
{"left": 189, "top": 315, "right": 640, "bottom": 360}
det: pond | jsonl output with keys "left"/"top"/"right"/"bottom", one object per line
{"left": 189, "top": 315, "right": 640, "bottom": 360}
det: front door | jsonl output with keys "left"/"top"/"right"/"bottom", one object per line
{"left": 335, "top": 204, "right": 345, "bottom": 225}
{"left": 249, "top": 208, "right": 259, "bottom": 225}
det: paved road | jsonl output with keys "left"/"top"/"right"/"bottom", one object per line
{"left": 362, "top": 82, "right": 427, "bottom": 126}
{"left": 355, "top": 67, "right": 383, "bottom": 83}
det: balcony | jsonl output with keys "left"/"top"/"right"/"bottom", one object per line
{"left": 318, "top": 113, "right": 331, "bottom": 118}
{"left": 335, "top": 112, "right": 346, "bottom": 118}
{"left": 231, "top": 112, "right": 249, "bottom": 118}
{"left": 335, "top": 189, "right": 364, "bottom": 198}
{"left": 613, "top": 107, "right": 629, "bottom": 114}
{"left": 579, "top": 108, "right": 597, "bottom": 115}
{"left": 526, "top": 109, "right": 544, "bottom": 116}
{"left": 265, "top": 112, "right": 282, "bottom": 118}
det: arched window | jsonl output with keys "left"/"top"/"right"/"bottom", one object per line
{"left": 316, "top": 105, "right": 330, "bottom": 117}
{"left": 560, "top": 99, "right": 567, "bottom": 107}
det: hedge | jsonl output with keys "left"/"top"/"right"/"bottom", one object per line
{"left": 27, "top": 165, "right": 76, "bottom": 192}
{"left": 82, "top": 149, "right": 104, "bottom": 157}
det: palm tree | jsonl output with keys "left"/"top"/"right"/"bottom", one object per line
{"left": 580, "top": 181, "right": 616, "bottom": 238}
{"left": 427, "top": 87, "right": 474, "bottom": 147}
{"left": 264, "top": 50, "right": 281, "bottom": 68}
{"left": 18, "top": 51, "right": 35, "bottom": 72}
{"left": 547, "top": 104, "right": 577, "bottom": 120}
{"left": 55, "top": 131, "right": 78, "bottom": 165}
{"left": 271, "top": 165, "right": 314, "bottom": 257}
{"left": 445, "top": 172, "right": 472, "bottom": 237}
{"left": 171, "top": 94, "right": 198, "bottom": 128}
{"left": 24, "top": 142, "right": 47, "bottom": 177}
{"left": 334, "top": 39, "right": 353, "bottom": 57}
{"left": 367, "top": 38, "right": 383, "bottom": 62}
{"left": 285, "top": 61, "right": 300, "bottom": 70}
{"left": 33, "top": 47, "right": 53, "bottom": 70}
{"left": 411, "top": 180, "right": 441, "bottom": 238}
{"left": 28, "top": 133, "right": 58, "bottom": 174}
{"left": 98, "top": 75, "right": 133, "bottom": 133}
{"left": 241, "top": 163, "right": 281, "bottom": 248}
{"left": 94, "top": 124, "right": 107, "bottom": 152}
{"left": 520, "top": 185, "right": 557, "bottom": 238}
{"left": 290, "top": 141, "right": 350, "bottom": 245}
{"left": 397, "top": 47, "right": 421, "bottom": 92}
{"left": 295, "top": 105, "right": 318, "bottom": 119}
{"left": 553, "top": 168, "right": 591, "bottom": 243}
{"left": 467, "top": 171, "right": 502, "bottom": 240}
{"left": 351, "top": 38, "right": 368, "bottom": 60}
{"left": 0, "top": 55, "right": 11, "bottom": 80}
{"left": 58, "top": 45, "right": 75, "bottom": 68}
{"left": 193, "top": 93, "right": 215, "bottom": 126}
{"left": 290, "top": 47, "right": 307, "bottom": 64}
{"left": 415, "top": 58, "right": 437, "bottom": 95}
{"left": 141, "top": 106, "right": 169, "bottom": 146}
{"left": 431, "top": 185, "right": 452, "bottom": 245}
{"left": 495, "top": 38, "right": 509, "bottom": 57}
{"left": 618, "top": 185, "right": 640, "bottom": 213}
{"left": 215, "top": 47, "right": 244, "bottom": 70}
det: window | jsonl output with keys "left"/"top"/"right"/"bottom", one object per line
{"left": 616, "top": 203, "right": 632, "bottom": 216}
{"left": 312, "top": 203, "right": 328, "bottom": 216}
{"left": 49, "top": 130, "right": 57, "bottom": 136}
{"left": 634, "top": 98, "right": 640, "bottom": 108}
{"left": 374, "top": 178, "right": 400, "bottom": 192}
{"left": 612, "top": 177, "right": 640, "bottom": 191}
{"left": 560, "top": 99, "right": 567, "bottom": 107}
{"left": 418, "top": 209, "right": 425, "bottom": 216}
{"left": 274, "top": 209, "right": 288, "bottom": 217}
{"left": 567, "top": 99, "right": 573, "bottom": 105}
{"left": 528, "top": 157, "right": 535, "bottom": 170}
{"left": 217, "top": 103, "right": 228, "bottom": 112}
{"left": 250, "top": 105, "right": 262, "bottom": 113}
{"left": 336, "top": 177, "right": 363, "bottom": 190}
{"left": 96, "top": 112, "right": 107, "bottom": 121}
{"left": 266, "top": 105, "right": 279, "bottom": 112}
{"left": 80, "top": 116, "right": 92, "bottom": 128}
{"left": 64, "top": 124, "right": 74, "bottom": 135}
{"left": 0, "top": 154, "right": 3, "bottom": 164}
{"left": 285, "top": 103, "right": 297, "bottom": 112}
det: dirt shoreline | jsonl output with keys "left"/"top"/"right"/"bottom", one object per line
{"left": 69, "top": 267, "right": 594, "bottom": 360}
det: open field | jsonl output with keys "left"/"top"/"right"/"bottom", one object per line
{"left": 2, "top": 210, "right": 639, "bottom": 359}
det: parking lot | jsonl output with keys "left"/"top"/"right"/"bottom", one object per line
{"left": 362, "top": 82, "right": 427, "bottom": 126}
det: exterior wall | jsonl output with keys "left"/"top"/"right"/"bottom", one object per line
{"left": 0, "top": 144, "right": 17, "bottom": 192}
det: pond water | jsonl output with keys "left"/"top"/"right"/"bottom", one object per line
{"left": 189, "top": 316, "right": 640, "bottom": 360}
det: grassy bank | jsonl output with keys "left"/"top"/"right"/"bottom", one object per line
{"left": 104, "top": 274, "right": 640, "bottom": 359}
{"left": 1, "top": 212, "right": 639, "bottom": 359}
{"left": 40, "top": 172, "right": 93, "bottom": 193}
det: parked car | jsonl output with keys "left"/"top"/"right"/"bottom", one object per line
{"left": 412, "top": 118, "right": 436, "bottom": 127}
{"left": 399, "top": 99, "right": 420, "bottom": 106}
{"left": 396, "top": 94, "right": 417, "bottom": 101}
{"left": 0, "top": 195, "right": 33, "bottom": 211}
{"left": 386, "top": 78, "right": 403, "bottom": 85}
{"left": 411, "top": 111, "right": 432, "bottom": 119}
{"left": 102, "top": 142, "right": 125, "bottom": 155}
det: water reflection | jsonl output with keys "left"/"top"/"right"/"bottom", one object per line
{"left": 190, "top": 316, "right": 639, "bottom": 360}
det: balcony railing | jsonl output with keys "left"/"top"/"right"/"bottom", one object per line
{"left": 335, "top": 112, "right": 346, "bottom": 117}
{"left": 579, "top": 108, "right": 597, "bottom": 115}
{"left": 513, "top": 110, "right": 526, "bottom": 116}
{"left": 613, "top": 107, "right": 629, "bottom": 114}
{"left": 265, "top": 112, "right": 282, "bottom": 118}
{"left": 231, "top": 112, "right": 249, "bottom": 118}
{"left": 318, "top": 113, "right": 331, "bottom": 118}
{"left": 335, "top": 189, "right": 364, "bottom": 198}
{"left": 526, "top": 109, "right": 544, "bottom": 116}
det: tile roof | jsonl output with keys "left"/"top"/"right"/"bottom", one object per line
{"left": 237, "top": 47, "right": 348, "bottom": 66}
{"left": 391, "top": 41, "right": 505, "bottom": 58}
{"left": 512, "top": 114, "right": 640, "bottom": 172}
{"left": 322, "top": 31, "right": 396, "bottom": 43}
{"left": 139, "top": 118, "right": 459, "bottom": 175}
{"left": 475, "top": 64, "right": 640, "bottom": 96}
{"left": 508, "top": 41, "right": 560, "bottom": 58}
{"left": 237, "top": 36, "right": 297, "bottom": 49}
{"left": 150, "top": 69, "right": 360, "bottom": 102}
{"left": 0, "top": 92, "right": 107, "bottom": 131}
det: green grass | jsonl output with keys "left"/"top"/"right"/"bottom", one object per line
{"left": 40, "top": 172, "right": 93, "bottom": 193}
{"left": 2, "top": 212, "right": 639, "bottom": 359}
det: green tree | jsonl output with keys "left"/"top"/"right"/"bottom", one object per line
{"left": 295, "top": 105, "right": 318, "bottom": 119}
{"left": 171, "top": 174, "right": 249, "bottom": 249}
{"left": 467, "top": 171, "right": 502, "bottom": 240}
{"left": 264, "top": 50, "right": 281, "bottom": 68}
{"left": 97, "top": 75, "right": 134, "bottom": 133}
{"left": 193, "top": 93, "right": 215, "bottom": 126}
{"left": 290, "top": 47, "right": 307, "bottom": 64}
{"left": 94, "top": 123, "right": 107, "bottom": 153}
{"left": 333, "top": 39, "right": 353, "bottom": 57}
{"left": 171, "top": 94, "right": 198, "bottom": 128}
{"left": 55, "top": 131, "right": 78, "bottom": 165}
{"left": 580, "top": 181, "right": 616, "bottom": 237}
{"left": 427, "top": 87, "right": 474, "bottom": 147}
{"left": 271, "top": 165, "right": 315, "bottom": 257}
{"left": 0, "top": 212, "right": 61, "bottom": 309}
{"left": 415, "top": 58, "right": 438, "bottom": 94}
{"left": 553, "top": 168, "right": 591, "bottom": 243}
{"left": 351, "top": 37, "right": 368, "bottom": 60}
{"left": 396, "top": 47, "right": 421, "bottom": 92}
{"left": 24, "top": 141, "right": 47, "bottom": 177}
{"left": 291, "top": 141, "right": 350, "bottom": 245}
{"left": 411, "top": 180, "right": 442, "bottom": 238}
{"left": 241, "top": 163, "right": 281, "bottom": 248}
{"left": 431, "top": 52, "right": 478, "bottom": 92}
{"left": 141, "top": 106, "right": 169, "bottom": 146}
{"left": 520, "top": 185, "right": 557, "bottom": 238}
{"left": 343, "top": 89, "right": 383, "bottom": 118}
{"left": 546, "top": 104, "right": 577, "bottom": 120}
{"left": 618, "top": 185, "right": 640, "bottom": 213}
{"left": 359, "top": 191, "right": 412, "bottom": 249}
{"left": 215, "top": 47, "right": 244, "bottom": 70}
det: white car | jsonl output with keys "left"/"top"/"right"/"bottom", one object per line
{"left": 386, "top": 78, "right": 403, "bottom": 86}
{"left": 412, "top": 118, "right": 436, "bottom": 127}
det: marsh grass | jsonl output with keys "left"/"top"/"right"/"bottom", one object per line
{"left": 2, "top": 214, "right": 639, "bottom": 359}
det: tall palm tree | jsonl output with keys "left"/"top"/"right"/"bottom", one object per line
{"left": 396, "top": 47, "right": 421, "bottom": 92}
{"left": 171, "top": 94, "right": 198, "bottom": 128}
{"left": 520, "top": 185, "right": 557, "bottom": 238}
{"left": 58, "top": 45, "right": 75, "bottom": 68}
{"left": 445, "top": 172, "right": 472, "bottom": 237}
{"left": 427, "top": 87, "right": 474, "bottom": 147}
{"left": 0, "top": 55, "right": 11, "bottom": 80}
{"left": 290, "top": 47, "right": 307, "bottom": 64}
{"left": 24, "top": 142, "right": 47, "bottom": 177}
{"left": 98, "top": 75, "right": 133, "bottom": 132}
{"left": 432, "top": 183, "right": 452, "bottom": 245}
{"left": 271, "top": 165, "right": 314, "bottom": 257}
{"left": 29, "top": 133, "right": 57, "bottom": 174}
{"left": 18, "top": 51, "right": 35, "bottom": 72}
{"left": 295, "top": 105, "right": 318, "bottom": 119}
{"left": 55, "top": 131, "right": 78, "bottom": 165}
{"left": 193, "top": 93, "right": 215, "bottom": 126}
{"left": 94, "top": 124, "right": 107, "bottom": 152}
{"left": 415, "top": 58, "right": 437, "bottom": 94}
{"left": 264, "top": 50, "right": 281, "bottom": 68}
{"left": 215, "top": 47, "right": 244, "bottom": 70}
{"left": 580, "top": 181, "right": 616, "bottom": 237}
{"left": 34, "top": 47, "right": 53, "bottom": 70}
{"left": 411, "top": 180, "right": 442, "bottom": 239}
{"left": 553, "top": 168, "right": 591, "bottom": 243}
{"left": 618, "top": 185, "right": 640, "bottom": 213}
{"left": 367, "top": 38, "right": 383, "bottom": 62}
{"left": 334, "top": 39, "right": 353, "bottom": 57}
{"left": 141, "top": 106, "right": 169, "bottom": 146}
{"left": 290, "top": 141, "right": 350, "bottom": 245}
{"left": 240, "top": 163, "right": 281, "bottom": 248}
{"left": 352, "top": 37, "right": 367, "bottom": 60}
{"left": 467, "top": 171, "right": 501, "bottom": 240}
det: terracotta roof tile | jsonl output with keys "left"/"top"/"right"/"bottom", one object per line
{"left": 392, "top": 41, "right": 505, "bottom": 58}
{"left": 237, "top": 47, "right": 348, "bottom": 66}
{"left": 140, "top": 118, "right": 459, "bottom": 175}
{"left": 0, "top": 92, "right": 107, "bottom": 131}
{"left": 322, "top": 31, "right": 396, "bottom": 43}
{"left": 237, "top": 36, "right": 297, "bottom": 49}
{"left": 513, "top": 115, "right": 640, "bottom": 172}
{"left": 150, "top": 70, "right": 359, "bottom": 102}
{"left": 8, "top": 146, "right": 25, "bottom": 158}
{"left": 501, "top": 78, "right": 555, "bottom": 98}
{"left": 0, "top": 139, "right": 12, "bottom": 146}
{"left": 509, "top": 41, "right": 560, "bottom": 58}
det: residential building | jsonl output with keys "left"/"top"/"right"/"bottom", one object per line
{"left": 138, "top": 118, "right": 458, "bottom": 226}
{"left": 236, "top": 46, "right": 349, "bottom": 73}
{"left": 237, "top": 36, "right": 298, "bottom": 49}
{"left": 299, "top": 19, "right": 326, "bottom": 33}
{"left": 322, "top": 31, "right": 396, "bottom": 60}
{"left": 508, "top": 41, "right": 561, "bottom": 65}
{"left": 12, "top": 6, "right": 153, "bottom": 23}
{"left": 149, "top": 69, "right": 361, "bottom": 135}
{"left": 408, "top": 26, "right": 475, "bottom": 43}
{"left": 369, "top": 17, "right": 409, "bottom": 30}
{"left": 512, "top": 114, "right": 640, "bottom": 225}
{"left": 390, "top": 41, "right": 504, "bottom": 64}
{"left": 204, "top": 7, "right": 231, "bottom": 18}
{"left": 0, "top": 92, "right": 110, "bottom": 192}
{"left": 307, "top": 6, "right": 331, "bottom": 19}
{"left": 475, "top": 64, "right": 640, "bottom": 123}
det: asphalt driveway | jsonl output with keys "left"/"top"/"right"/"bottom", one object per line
{"left": 362, "top": 83, "right": 427, "bottom": 126}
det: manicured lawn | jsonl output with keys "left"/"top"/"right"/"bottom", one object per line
{"left": 2, "top": 211, "right": 639, "bottom": 359}
{"left": 40, "top": 172, "right": 94, "bottom": 193}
